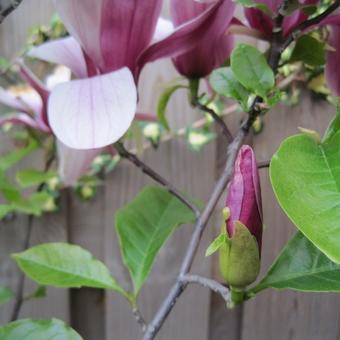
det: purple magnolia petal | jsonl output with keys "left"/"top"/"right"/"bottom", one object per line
{"left": 57, "top": 141, "right": 103, "bottom": 186}
{"left": 0, "top": 88, "right": 31, "bottom": 112}
{"left": 54, "top": 0, "right": 103, "bottom": 69}
{"left": 326, "top": 25, "right": 340, "bottom": 97}
{"left": 100, "top": 0, "right": 162, "bottom": 72}
{"left": 226, "top": 145, "right": 262, "bottom": 249}
{"left": 170, "top": 0, "right": 235, "bottom": 78}
{"left": 0, "top": 113, "right": 49, "bottom": 132}
{"left": 48, "top": 67, "right": 137, "bottom": 150}
{"left": 137, "top": 0, "right": 234, "bottom": 78}
{"left": 28, "top": 37, "right": 88, "bottom": 79}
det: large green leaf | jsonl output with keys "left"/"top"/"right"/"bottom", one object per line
{"left": 0, "top": 319, "right": 82, "bottom": 340}
{"left": 252, "top": 232, "right": 340, "bottom": 293}
{"left": 210, "top": 67, "right": 250, "bottom": 110}
{"left": 115, "top": 186, "right": 196, "bottom": 295}
{"left": 13, "top": 243, "right": 125, "bottom": 295}
{"left": 231, "top": 44, "right": 274, "bottom": 98}
{"left": 270, "top": 132, "right": 340, "bottom": 263}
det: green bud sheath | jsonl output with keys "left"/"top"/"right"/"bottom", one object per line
{"left": 219, "top": 221, "right": 260, "bottom": 289}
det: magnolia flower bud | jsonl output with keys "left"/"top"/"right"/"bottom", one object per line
{"left": 219, "top": 145, "right": 263, "bottom": 289}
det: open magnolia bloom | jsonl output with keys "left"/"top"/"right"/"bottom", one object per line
{"left": 245, "top": 0, "right": 320, "bottom": 38}
{"left": 29, "top": 0, "right": 235, "bottom": 150}
{"left": 0, "top": 63, "right": 104, "bottom": 186}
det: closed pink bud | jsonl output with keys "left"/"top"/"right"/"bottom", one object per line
{"left": 226, "top": 145, "right": 263, "bottom": 252}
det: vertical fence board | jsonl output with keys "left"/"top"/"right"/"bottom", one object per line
{"left": 68, "top": 190, "right": 106, "bottom": 339}
{"left": 241, "top": 94, "right": 340, "bottom": 340}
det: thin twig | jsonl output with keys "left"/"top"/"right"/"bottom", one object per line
{"left": 258, "top": 160, "right": 270, "bottom": 169}
{"left": 194, "top": 101, "right": 234, "bottom": 143}
{"left": 0, "top": 0, "right": 23, "bottom": 23}
{"left": 182, "top": 274, "right": 230, "bottom": 304}
{"left": 114, "top": 142, "right": 201, "bottom": 219}
{"left": 9, "top": 215, "right": 34, "bottom": 321}
{"left": 281, "top": 0, "right": 340, "bottom": 53}
{"left": 132, "top": 306, "right": 147, "bottom": 333}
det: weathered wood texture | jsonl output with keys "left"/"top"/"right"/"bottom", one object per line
{"left": 1, "top": 2, "right": 340, "bottom": 340}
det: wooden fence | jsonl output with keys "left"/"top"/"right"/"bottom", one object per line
{"left": 1, "top": 1, "right": 340, "bottom": 339}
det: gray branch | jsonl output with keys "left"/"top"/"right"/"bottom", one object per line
{"left": 0, "top": 0, "right": 23, "bottom": 24}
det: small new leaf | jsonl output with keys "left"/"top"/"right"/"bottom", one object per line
{"left": 16, "top": 169, "right": 57, "bottom": 188}
{"left": 231, "top": 44, "right": 275, "bottom": 98}
{"left": 205, "top": 233, "right": 227, "bottom": 257}
{"left": 210, "top": 67, "right": 250, "bottom": 110}
{"left": 157, "top": 85, "right": 186, "bottom": 130}
{"left": 290, "top": 35, "right": 325, "bottom": 66}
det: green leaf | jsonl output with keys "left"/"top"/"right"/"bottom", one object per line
{"left": 270, "top": 131, "right": 340, "bottom": 263}
{"left": 116, "top": 185, "right": 196, "bottom": 295}
{"left": 231, "top": 44, "right": 275, "bottom": 98}
{"left": 290, "top": 35, "right": 325, "bottom": 66}
{"left": 16, "top": 169, "right": 57, "bottom": 188}
{"left": 0, "top": 287, "right": 13, "bottom": 305}
{"left": 0, "top": 319, "right": 82, "bottom": 340}
{"left": 157, "top": 85, "right": 186, "bottom": 130}
{"left": 205, "top": 233, "right": 227, "bottom": 257}
{"left": 252, "top": 232, "right": 340, "bottom": 293}
{"left": 13, "top": 243, "right": 125, "bottom": 295}
{"left": 210, "top": 67, "right": 250, "bottom": 110}
{"left": 0, "top": 139, "right": 38, "bottom": 172}
{"left": 12, "top": 192, "right": 51, "bottom": 216}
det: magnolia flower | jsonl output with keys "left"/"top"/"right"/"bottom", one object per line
{"left": 170, "top": 0, "right": 235, "bottom": 78}
{"left": 245, "top": 0, "right": 319, "bottom": 37}
{"left": 219, "top": 145, "right": 263, "bottom": 288}
{"left": 0, "top": 63, "right": 102, "bottom": 186}
{"left": 29, "top": 0, "right": 231, "bottom": 151}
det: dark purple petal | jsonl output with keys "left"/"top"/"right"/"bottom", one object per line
{"left": 100, "top": 0, "right": 162, "bottom": 73}
{"left": 170, "top": 0, "right": 235, "bottom": 78}
{"left": 226, "top": 145, "right": 263, "bottom": 250}
{"left": 244, "top": 7, "right": 273, "bottom": 37}
{"left": 136, "top": 0, "right": 234, "bottom": 79}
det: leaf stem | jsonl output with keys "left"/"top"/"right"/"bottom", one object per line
{"left": 182, "top": 274, "right": 230, "bottom": 305}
